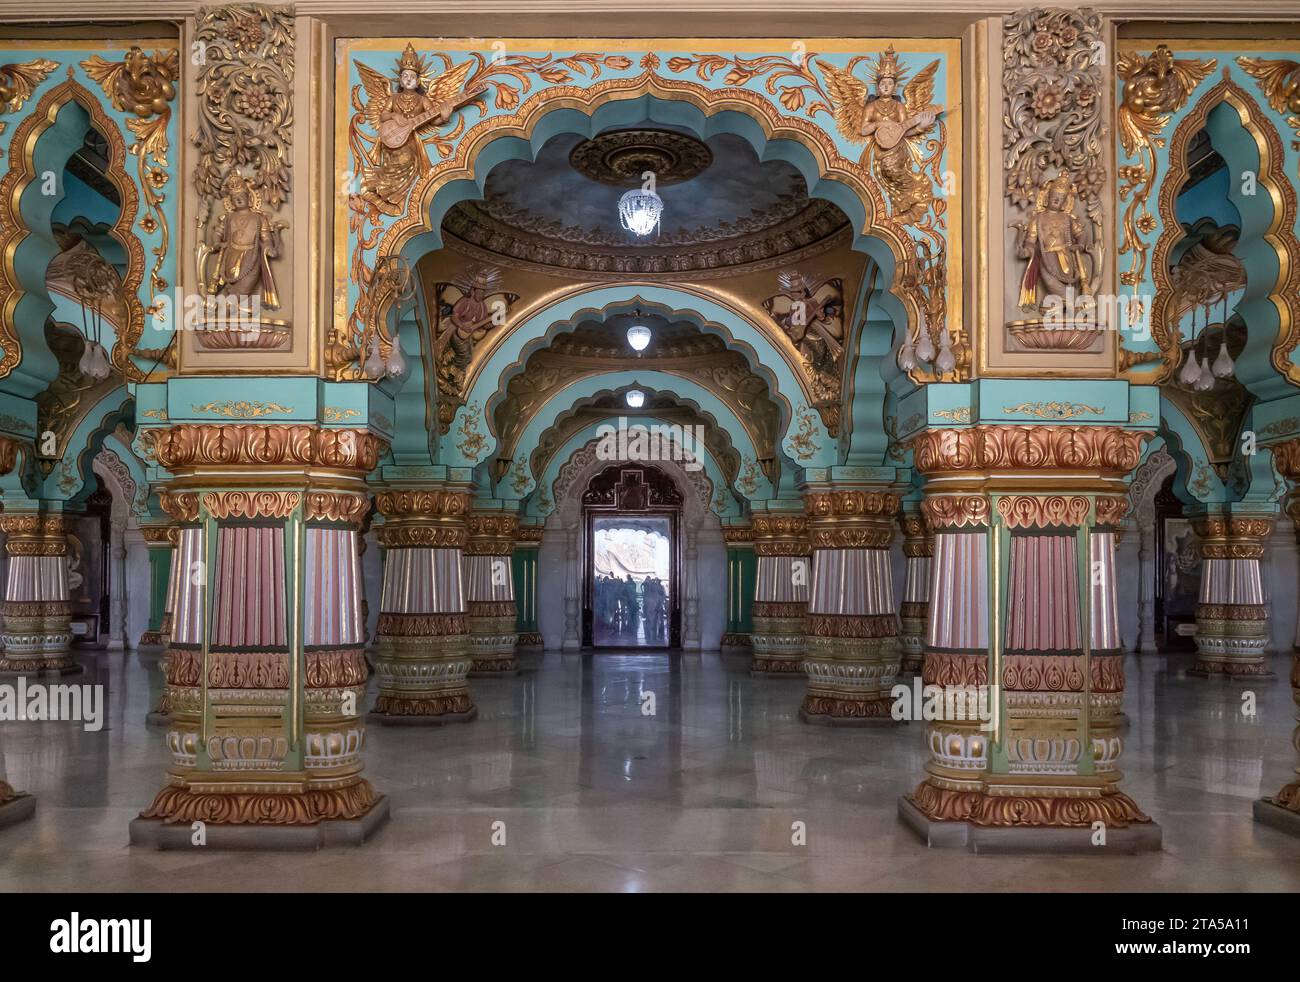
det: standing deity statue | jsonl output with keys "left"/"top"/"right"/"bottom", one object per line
{"left": 355, "top": 44, "right": 484, "bottom": 216}
{"left": 818, "top": 47, "right": 943, "bottom": 225}
{"left": 1016, "top": 174, "right": 1092, "bottom": 310}
{"left": 204, "top": 170, "right": 283, "bottom": 310}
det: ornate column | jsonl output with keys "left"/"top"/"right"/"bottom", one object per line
{"left": 562, "top": 527, "right": 581, "bottom": 651}
{"left": 138, "top": 523, "right": 177, "bottom": 649}
{"left": 513, "top": 523, "right": 543, "bottom": 649}
{"left": 369, "top": 487, "right": 476, "bottom": 723}
{"left": 800, "top": 488, "right": 901, "bottom": 724}
{"left": 749, "top": 512, "right": 808, "bottom": 676}
{"left": 898, "top": 505, "right": 932, "bottom": 674}
{"left": 107, "top": 513, "right": 128, "bottom": 650}
{"left": 900, "top": 425, "right": 1160, "bottom": 851}
{"left": 465, "top": 510, "right": 519, "bottom": 676}
{"left": 130, "top": 424, "right": 387, "bottom": 848}
{"left": 0, "top": 511, "right": 79, "bottom": 676}
{"left": 721, "top": 525, "right": 755, "bottom": 650}
{"left": 0, "top": 436, "right": 37, "bottom": 824}
{"left": 1189, "top": 512, "right": 1276, "bottom": 679}
{"left": 147, "top": 520, "right": 188, "bottom": 728}
{"left": 1255, "top": 445, "right": 1300, "bottom": 835}
{"left": 682, "top": 526, "right": 701, "bottom": 650}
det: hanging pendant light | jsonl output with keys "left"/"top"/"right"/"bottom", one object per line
{"left": 935, "top": 327, "right": 956, "bottom": 374}
{"left": 384, "top": 333, "right": 408, "bottom": 378}
{"left": 1193, "top": 355, "right": 1216, "bottom": 391}
{"left": 915, "top": 328, "right": 936, "bottom": 364}
{"left": 363, "top": 333, "right": 386, "bottom": 378}
{"left": 625, "top": 388, "right": 646, "bottom": 409}
{"left": 1211, "top": 340, "right": 1235, "bottom": 380}
{"left": 618, "top": 186, "right": 663, "bottom": 237}
{"left": 1179, "top": 349, "right": 1202, "bottom": 387}
{"left": 897, "top": 337, "right": 917, "bottom": 371}
{"left": 626, "top": 323, "right": 652, "bottom": 352}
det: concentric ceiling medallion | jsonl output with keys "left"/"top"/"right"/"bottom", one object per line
{"left": 569, "top": 129, "right": 713, "bottom": 187}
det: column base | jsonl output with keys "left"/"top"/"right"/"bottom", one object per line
{"left": 368, "top": 693, "right": 478, "bottom": 725}
{"left": 1253, "top": 794, "right": 1300, "bottom": 837}
{"left": 0, "top": 658, "right": 84, "bottom": 677}
{"left": 129, "top": 795, "right": 389, "bottom": 850}
{"left": 750, "top": 655, "right": 804, "bottom": 678}
{"left": 898, "top": 795, "right": 1163, "bottom": 853}
{"left": 0, "top": 784, "right": 35, "bottom": 829}
{"left": 799, "top": 693, "right": 896, "bottom": 726}
{"left": 469, "top": 657, "right": 519, "bottom": 677}
{"left": 1187, "top": 658, "right": 1274, "bottom": 679}
{"left": 516, "top": 631, "right": 543, "bottom": 649}
{"left": 720, "top": 633, "right": 751, "bottom": 650}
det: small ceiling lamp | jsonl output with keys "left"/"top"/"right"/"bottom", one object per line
{"left": 618, "top": 186, "right": 663, "bottom": 237}
{"left": 625, "top": 389, "right": 646, "bottom": 409}
{"left": 627, "top": 323, "right": 652, "bottom": 352}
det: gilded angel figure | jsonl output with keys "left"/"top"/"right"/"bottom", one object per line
{"left": 816, "top": 47, "right": 942, "bottom": 226}
{"left": 354, "top": 44, "right": 484, "bottom": 216}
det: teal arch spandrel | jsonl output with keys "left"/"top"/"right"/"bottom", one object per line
{"left": 1159, "top": 392, "right": 1227, "bottom": 506}
{"left": 1115, "top": 46, "right": 1300, "bottom": 384}
{"left": 494, "top": 370, "right": 771, "bottom": 503}
{"left": 0, "top": 44, "right": 179, "bottom": 393}
{"left": 524, "top": 416, "right": 740, "bottom": 523}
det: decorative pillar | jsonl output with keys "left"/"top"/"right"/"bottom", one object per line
{"left": 369, "top": 487, "right": 476, "bottom": 723}
{"left": 465, "top": 510, "right": 520, "bottom": 676}
{"left": 721, "top": 525, "right": 755, "bottom": 649}
{"left": 898, "top": 506, "right": 932, "bottom": 674}
{"left": 562, "top": 527, "right": 581, "bottom": 651}
{"left": 138, "top": 523, "right": 177, "bottom": 648}
{"left": 0, "top": 511, "right": 79, "bottom": 676}
{"left": 900, "top": 425, "right": 1160, "bottom": 851}
{"left": 683, "top": 526, "right": 701, "bottom": 650}
{"left": 1136, "top": 519, "right": 1157, "bottom": 652}
{"left": 800, "top": 488, "right": 901, "bottom": 724}
{"left": 513, "top": 523, "right": 543, "bottom": 649}
{"left": 1190, "top": 512, "right": 1275, "bottom": 679}
{"left": 1255, "top": 445, "right": 1300, "bottom": 836}
{"left": 0, "top": 436, "right": 36, "bottom": 824}
{"left": 749, "top": 512, "right": 808, "bottom": 676}
{"left": 130, "top": 424, "right": 388, "bottom": 848}
{"left": 107, "top": 513, "right": 129, "bottom": 650}
{"left": 147, "top": 521, "right": 187, "bottom": 727}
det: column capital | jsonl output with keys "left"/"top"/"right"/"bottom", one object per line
{"left": 752, "top": 513, "right": 808, "bottom": 556}
{"left": 374, "top": 485, "right": 472, "bottom": 548}
{"left": 803, "top": 486, "right": 900, "bottom": 550}
{"left": 465, "top": 511, "right": 520, "bottom": 556}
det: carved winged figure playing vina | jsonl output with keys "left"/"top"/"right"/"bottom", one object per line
{"left": 817, "top": 47, "right": 942, "bottom": 226}
{"left": 356, "top": 43, "right": 485, "bottom": 216}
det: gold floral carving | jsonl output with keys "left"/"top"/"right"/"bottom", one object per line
{"left": 376, "top": 612, "right": 467, "bottom": 637}
{"left": 305, "top": 648, "right": 370, "bottom": 688}
{"left": 158, "top": 490, "right": 201, "bottom": 523}
{"left": 0, "top": 434, "right": 24, "bottom": 476}
{"left": 1117, "top": 46, "right": 1216, "bottom": 290}
{"left": 752, "top": 514, "right": 808, "bottom": 556}
{"left": 201, "top": 490, "right": 301, "bottom": 519}
{"left": 140, "top": 525, "right": 180, "bottom": 545}
{"left": 805, "top": 612, "right": 897, "bottom": 639}
{"left": 808, "top": 527, "right": 894, "bottom": 549}
{"left": 81, "top": 47, "right": 178, "bottom": 309}
{"left": 207, "top": 649, "right": 289, "bottom": 688}
{"left": 907, "top": 781, "right": 1151, "bottom": 828}
{"left": 193, "top": 400, "right": 294, "bottom": 419}
{"left": 515, "top": 525, "right": 544, "bottom": 545}
{"left": 996, "top": 494, "right": 1090, "bottom": 529}
{"left": 371, "top": 694, "right": 473, "bottom": 717}
{"left": 1237, "top": 56, "right": 1300, "bottom": 159}
{"left": 932, "top": 407, "right": 971, "bottom": 423}
{"left": 921, "top": 494, "right": 990, "bottom": 529}
{"left": 305, "top": 491, "right": 371, "bottom": 525}
{"left": 722, "top": 525, "right": 753, "bottom": 544}
{"left": 377, "top": 525, "right": 468, "bottom": 549}
{"left": 465, "top": 513, "right": 520, "bottom": 555}
{"left": 1094, "top": 495, "right": 1129, "bottom": 527}
{"left": 804, "top": 489, "right": 902, "bottom": 518}
{"left": 375, "top": 488, "right": 471, "bottom": 519}
{"left": 922, "top": 650, "right": 988, "bottom": 687}
{"left": 152, "top": 425, "right": 385, "bottom": 473}
{"left": 1273, "top": 437, "right": 1300, "bottom": 479}
{"left": 140, "top": 781, "right": 378, "bottom": 826}
{"left": 1002, "top": 401, "right": 1103, "bottom": 420}
{"left": 192, "top": 2, "right": 294, "bottom": 303}
{"left": 0, "top": 58, "right": 58, "bottom": 145}
{"left": 910, "top": 425, "right": 1148, "bottom": 476}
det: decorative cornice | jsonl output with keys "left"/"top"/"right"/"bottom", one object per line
{"left": 996, "top": 494, "right": 1090, "bottom": 529}
{"left": 152, "top": 425, "right": 385, "bottom": 473}
{"left": 910, "top": 425, "right": 1148, "bottom": 476}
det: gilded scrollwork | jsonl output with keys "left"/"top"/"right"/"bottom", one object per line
{"left": 762, "top": 270, "right": 843, "bottom": 433}
{"left": 1116, "top": 45, "right": 1216, "bottom": 290}
{"left": 1237, "top": 56, "right": 1300, "bottom": 158}
{"left": 911, "top": 425, "right": 1148, "bottom": 476}
{"left": 192, "top": 2, "right": 294, "bottom": 342}
{"left": 81, "top": 47, "right": 177, "bottom": 314}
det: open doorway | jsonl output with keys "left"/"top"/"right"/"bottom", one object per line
{"left": 582, "top": 465, "right": 681, "bottom": 649}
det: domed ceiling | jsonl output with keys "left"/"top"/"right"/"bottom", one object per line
{"left": 443, "top": 126, "right": 850, "bottom": 278}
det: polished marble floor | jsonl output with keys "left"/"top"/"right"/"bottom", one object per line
{"left": 2, "top": 646, "right": 1299, "bottom": 891}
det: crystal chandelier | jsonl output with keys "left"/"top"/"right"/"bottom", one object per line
{"left": 618, "top": 186, "right": 663, "bottom": 237}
